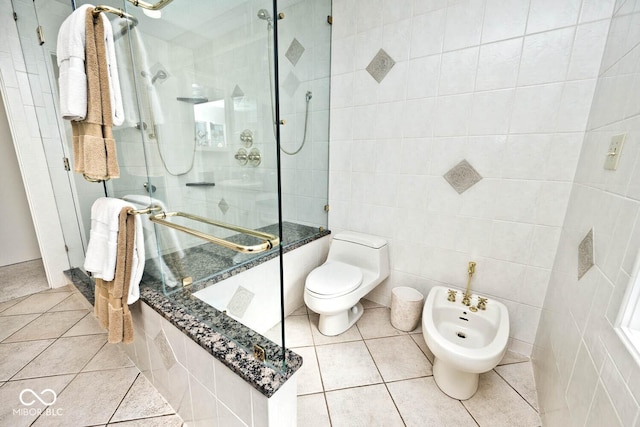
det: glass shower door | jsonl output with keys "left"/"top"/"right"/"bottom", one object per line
{"left": 106, "top": 0, "right": 287, "bottom": 356}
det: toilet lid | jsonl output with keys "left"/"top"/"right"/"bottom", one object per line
{"left": 306, "top": 261, "right": 363, "bottom": 297}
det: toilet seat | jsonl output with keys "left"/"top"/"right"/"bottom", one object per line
{"left": 305, "top": 261, "right": 363, "bottom": 298}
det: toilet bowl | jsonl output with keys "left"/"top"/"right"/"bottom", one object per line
{"left": 422, "top": 286, "right": 509, "bottom": 400}
{"left": 304, "top": 232, "right": 389, "bottom": 336}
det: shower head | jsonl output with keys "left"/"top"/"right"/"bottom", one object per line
{"left": 257, "top": 9, "right": 273, "bottom": 24}
{"left": 142, "top": 69, "right": 169, "bottom": 85}
{"left": 152, "top": 70, "right": 168, "bottom": 84}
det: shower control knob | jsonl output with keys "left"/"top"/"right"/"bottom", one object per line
{"left": 240, "top": 129, "right": 253, "bottom": 147}
{"left": 235, "top": 148, "right": 248, "bottom": 166}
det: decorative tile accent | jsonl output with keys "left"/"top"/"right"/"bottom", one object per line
{"left": 231, "top": 84, "right": 244, "bottom": 98}
{"left": 282, "top": 71, "right": 301, "bottom": 98}
{"left": 578, "top": 228, "right": 594, "bottom": 280}
{"left": 443, "top": 160, "right": 483, "bottom": 194}
{"left": 227, "top": 286, "right": 254, "bottom": 318}
{"left": 154, "top": 330, "right": 176, "bottom": 370}
{"left": 366, "top": 49, "right": 396, "bottom": 83}
{"left": 285, "top": 38, "right": 305, "bottom": 66}
{"left": 218, "top": 198, "right": 229, "bottom": 215}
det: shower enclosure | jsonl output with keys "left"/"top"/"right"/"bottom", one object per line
{"left": 11, "top": 0, "right": 331, "bottom": 369}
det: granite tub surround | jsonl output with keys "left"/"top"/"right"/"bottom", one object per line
{"left": 127, "top": 294, "right": 299, "bottom": 426}
{"left": 61, "top": 222, "right": 330, "bottom": 417}
{"left": 139, "top": 287, "right": 303, "bottom": 392}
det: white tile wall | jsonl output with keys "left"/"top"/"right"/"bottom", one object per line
{"left": 533, "top": 4, "right": 640, "bottom": 426}
{"left": 329, "top": 0, "right": 612, "bottom": 356}
{"left": 0, "top": 0, "right": 69, "bottom": 287}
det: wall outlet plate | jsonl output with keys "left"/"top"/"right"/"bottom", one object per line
{"left": 604, "top": 133, "right": 626, "bottom": 170}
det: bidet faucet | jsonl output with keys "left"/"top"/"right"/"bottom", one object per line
{"left": 462, "top": 261, "right": 476, "bottom": 306}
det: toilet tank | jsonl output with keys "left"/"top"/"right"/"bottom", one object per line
{"left": 327, "top": 232, "right": 389, "bottom": 277}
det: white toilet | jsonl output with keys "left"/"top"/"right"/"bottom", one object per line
{"left": 304, "top": 232, "right": 389, "bottom": 336}
{"left": 422, "top": 286, "right": 510, "bottom": 400}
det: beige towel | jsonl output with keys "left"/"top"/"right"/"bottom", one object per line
{"left": 94, "top": 206, "right": 134, "bottom": 343}
{"left": 72, "top": 8, "right": 119, "bottom": 181}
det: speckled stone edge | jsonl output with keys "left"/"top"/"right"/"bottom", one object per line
{"left": 140, "top": 287, "right": 302, "bottom": 397}
{"left": 65, "top": 269, "right": 302, "bottom": 397}
{"left": 61, "top": 222, "right": 327, "bottom": 398}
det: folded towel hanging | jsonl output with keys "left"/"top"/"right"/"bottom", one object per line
{"left": 84, "top": 197, "right": 144, "bottom": 304}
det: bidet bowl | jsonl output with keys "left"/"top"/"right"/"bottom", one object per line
{"left": 423, "top": 286, "right": 510, "bottom": 374}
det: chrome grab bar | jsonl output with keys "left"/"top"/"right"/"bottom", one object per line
{"left": 149, "top": 211, "right": 279, "bottom": 254}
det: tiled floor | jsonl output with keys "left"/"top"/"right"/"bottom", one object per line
{"left": 0, "top": 259, "right": 49, "bottom": 303}
{"left": 0, "top": 264, "right": 541, "bottom": 427}
{"left": 290, "top": 300, "right": 541, "bottom": 427}
{"left": 0, "top": 285, "right": 182, "bottom": 427}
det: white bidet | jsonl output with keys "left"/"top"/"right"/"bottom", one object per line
{"left": 422, "top": 286, "right": 510, "bottom": 400}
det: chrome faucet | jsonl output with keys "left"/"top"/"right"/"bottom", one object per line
{"left": 462, "top": 261, "right": 476, "bottom": 306}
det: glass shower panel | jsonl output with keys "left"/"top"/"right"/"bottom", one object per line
{"left": 106, "top": 0, "right": 288, "bottom": 356}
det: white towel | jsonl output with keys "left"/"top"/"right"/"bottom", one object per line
{"left": 84, "top": 197, "right": 145, "bottom": 304}
{"left": 122, "top": 194, "right": 183, "bottom": 287}
{"left": 102, "top": 14, "right": 124, "bottom": 126}
{"left": 56, "top": 4, "right": 124, "bottom": 125}
{"left": 56, "top": 4, "right": 90, "bottom": 121}
{"left": 113, "top": 19, "right": 164, "bottom": 128}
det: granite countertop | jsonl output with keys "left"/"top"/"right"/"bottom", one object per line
{"left": 66, "top": 221, "right": 330, "bottom": 398}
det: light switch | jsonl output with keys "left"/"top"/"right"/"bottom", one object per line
{"left": 604, "top": 133, "right": 626, "bottom": 170}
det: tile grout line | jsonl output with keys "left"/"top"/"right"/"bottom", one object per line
{"left": 493, "top": 363, "right": 540, "bottom": 414}
{"left": 105, "top": 372, "right": 141, "bottom": 425}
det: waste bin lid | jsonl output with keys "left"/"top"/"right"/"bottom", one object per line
{"left": 392, "top": 286, "right": 424, "bottom": 302}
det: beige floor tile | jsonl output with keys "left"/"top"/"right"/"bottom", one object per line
{"left": 495, "top": 362, "right": 539, "bottom": 411}
{"left": 309, "top": 313, "right": 363, "bottom": 346}
{"left": 48, "top": 293, "right": 93, "bottom": 312}
{"left": 111, "top": 374, "right": 174, "bottom": 422}
{"left": 387, "top": 377, "right": 477, "bottom": 427}
{"left": 32, "top": 367, "right": 139, "bottom": 427}
{"left": 291, "top": 305, "right": 308, "bottom": 316}
{"left": 4, "top": 310, "right": 87, "bottom": 342}
{"left": 285, "top": 314, "right": 314, "bottom": 348}
{"left": 366, "top": 335, "right": 432, "bottom": 381}
{"left": 43, "top": 284, "right": 75, "bottom": 293}
{"left": 410, "top": 333, "right": 435, "bottom": 363}
{"left": 83, "top": 342, "right": 135, "bottom": 372}
{"left": 315, "top": 341, "right": 382, "bottom": 390}
{"left": 0, "top": 296, "right": 28, "bottom": 314}
{"left": 13, "top": 334, "right": 106, "bottom": 379}
{"left": 2, "top": 292, "right": 71, "bottom": 315}
{"left": 356, "top": 307, "right": 405, "bottom": 339}
{"left": 107, "top": 414, "right": 183, "bottom": 426}
{"left": 0, "top": 313, "right": 39, "bottom": 342}
{"left": 0, "top": 339, "right": 53, "bottom": 381}
{"left": 63, "top": 312, "right": 107, "bottom": 337}
{"left": 361, "top": 299, "right": 385, "bottom": 309}
{"left": 298, "top": 393, "right": 331, "bottom": 427}
{"left": 325, "top": 384, "right": 404, "bottom": 427}
{"left": 499, "top": 350, "right": 530, "bottom": 366}
{"left": 291, "top": 346, "right": 323, "bottom": 395}
{"left": 0, "top": 374, "right": 75, "bottom": 427}
{"left": 462, "top": 370, "right": 541, "bottom": 427}
{"left": 0, "top": 260, "right": 50, "bottom": 303}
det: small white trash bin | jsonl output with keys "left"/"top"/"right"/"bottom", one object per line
{"left": 390, "top": 287, "right": 424, "bottom": 332}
